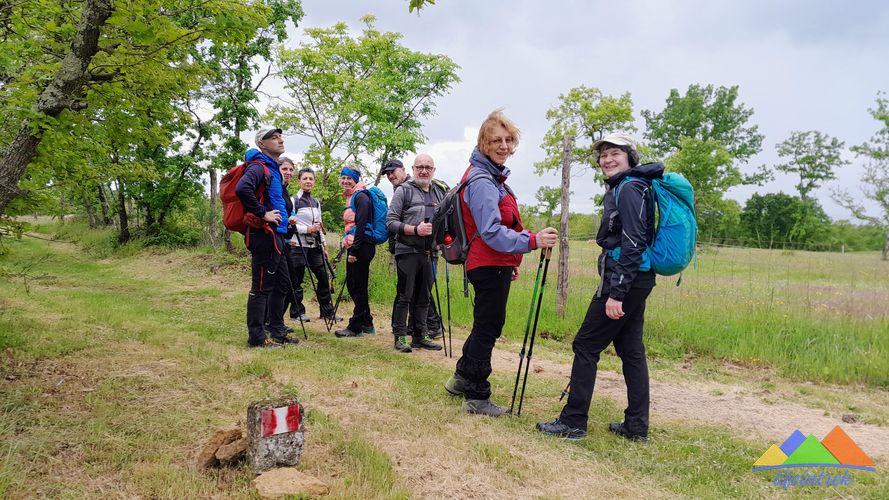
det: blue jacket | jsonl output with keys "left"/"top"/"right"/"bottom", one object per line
{"left": 463, "top": 148, "right": 534, "bottom": 255}
{"left": 235, "top": 148, "right": 288, "bottom": 235}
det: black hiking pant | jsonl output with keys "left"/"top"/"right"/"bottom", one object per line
{"left": 422, "top": 257, "right": 443, "bottom": 335}
{"left": 455, "top": 266, "right": 513, "bottom": 400}
{"left": 346, "top": 244, "right": 375, "bottom": 332}
{"left": 284, "top": 244, "right": 334, "bottom": 318}
{"left": 392, "top": 253, "right": 432, "bottom": 339}
{"left": 559, "top": 286, "right": 653, "bottom": 434}
{"left": 246, "top": 229, "right": 290, "bottom": 346}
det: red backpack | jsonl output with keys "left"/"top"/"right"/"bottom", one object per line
{"left": 220, "top": 160, "right": 271, "bottom": 233}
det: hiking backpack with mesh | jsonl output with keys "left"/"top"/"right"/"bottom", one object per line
{"left": 613, "top": 172, "right": 697, "bottom": 276}
{"left": 431, "top": 171, "right": 494, "bottom": 265}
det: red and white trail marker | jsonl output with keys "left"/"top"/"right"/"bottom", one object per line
{"left": 260, "top": 404, "right": 301, "bottom": 437}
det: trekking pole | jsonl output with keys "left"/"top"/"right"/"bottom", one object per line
{"left": 294, "top": 235, "right": 320, "bottom": 318}
{"left": 325, "top": 245, "right": 346, "bottom": 332}
{"left": 328, "top": 248, "right": 349, "bottom": 333}
{"left": 444, "top": 261, "right": 453, "bottom": 358}
{"left": 559, "top": 381, "right": 571, "bottom": 401}
{"left": 423, "top": 217, "right": 447, "bottom": 357}
{"left": 430, "top": 256, "right": 446, "bottom": 357}
{"left": 284, "top": 250, "right": 308, "bottom": 340}
{"left": 516, "top": 246, "right": 553, "bottom": 417}
{"left": 508, "top": 248, "right": 547, "bottom": 415}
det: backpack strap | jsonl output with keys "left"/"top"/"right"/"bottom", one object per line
{"left": 459, "top": 171, "right": 497, "bottom": 258}
{"left": 609, "top": 175, "right": 654, "bottom": 268}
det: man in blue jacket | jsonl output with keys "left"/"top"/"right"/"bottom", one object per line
{"left": 235, "top": 126, "right": 297, "bottom": 348}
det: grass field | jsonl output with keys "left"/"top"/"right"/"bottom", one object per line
{"left": 364, "top": 241, "right": 889, "bottom": 387}
{"left": 1, "top": 225, "right": 887, "bottom": 498}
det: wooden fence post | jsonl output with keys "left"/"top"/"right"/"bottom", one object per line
{"left": 556, "top": 135, "right": 573, "bottom": 318}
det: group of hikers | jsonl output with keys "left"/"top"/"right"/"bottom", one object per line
{"left": 232, "top": 109, "right": 661, "bottom": 442}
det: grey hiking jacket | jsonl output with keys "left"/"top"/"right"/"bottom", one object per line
{"left": 386, "top": 179, "right": 445, "bottom": 256}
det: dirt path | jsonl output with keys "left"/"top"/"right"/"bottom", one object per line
{"left": 343, "top": 321, "right": 889, "bottom": 459}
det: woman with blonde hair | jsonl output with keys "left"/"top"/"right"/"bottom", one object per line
{"left": 443, "top": 110, "right": 558, "bottom": 416}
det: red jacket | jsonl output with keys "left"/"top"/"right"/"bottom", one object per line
{"left": 460, "top": 166, "right": 530, "bottom": 271}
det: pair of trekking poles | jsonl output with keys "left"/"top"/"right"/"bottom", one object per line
{"left": 508, "top": 246, "right": 553, "bottom": 416}
{"left": 286, "top": 228, "right": 340, "bottom": 337}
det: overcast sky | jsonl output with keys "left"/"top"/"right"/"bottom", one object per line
{"left": 259, "top": 0, "right": 889, "bottom": 220}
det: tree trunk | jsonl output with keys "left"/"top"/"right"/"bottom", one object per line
{"left": 882, "top": 230, "right": 889, "bottom": 261}
{"left": 98, "top": 184, "right": 112, "bottom": 225}
{"left": 58, "top": 193, "right": 66, "bottom": 224}
{"left": 556, "top": 135, "right": 573, "bottom": 318}
{"left": 0, "top": 0, "right": 114, "bottom": 215}
{"left": 224, "top": 228, "right": 234, "bottom": 252}
{"left": 209, "top": 167, "right": 219, "bottom": 245}
{"left": 116, "top": 178, "right": 130, "bottom": 244}
{"left": 84, "top": 194, "right": 99, "bottom": 229}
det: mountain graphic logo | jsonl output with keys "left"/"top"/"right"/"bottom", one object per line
{"left": 753, "top": 426, "right": 875, "bottom": 472}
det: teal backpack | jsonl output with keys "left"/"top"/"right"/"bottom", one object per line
{"left": 349, "top": 186, "right": 389, "bottom": 245}
{"left": 613, "top": 173, "right": 697, "bottom": 276}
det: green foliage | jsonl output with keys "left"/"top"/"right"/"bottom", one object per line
{"left": 644, "top": 84, "right": 768, "bottom": 237}
{"left": 0, "top": 0, "right": 304, "bottom": 242}
{"left": 270, "top": 16, "right": 460, "bottom": 182}
{"left": 698, "top": 197, "right": 742, "bottom": 243}
{"left": 739, "top": 193, "right": 830, "bottom": 248}
{"left": 835, "top": 92, "right": 889, "bottom": 259}
{"left": 534, "top": 186, "right": 563, "bottom": 226}
{"left": 775, "top": 130, "right": 849, "bottom": 201}
{"left": 535, "top": 86, "right": 636, "bottom": 175}
{"left": 408, "top": 0, "right": 436, "bottom": 12}
{"left": 827, "top": 221, "right": 886, "bottom": 251}
{"left": 642, "top": 84, "right": 764, "bottom": 162}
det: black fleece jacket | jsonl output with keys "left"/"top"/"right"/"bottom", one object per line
{"left": 596, "top": 162, "right": 664, "bottom": 300}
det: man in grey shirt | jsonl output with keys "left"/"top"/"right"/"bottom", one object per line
{"left": 385, "top": 154, "right": 446, "bottom": 352}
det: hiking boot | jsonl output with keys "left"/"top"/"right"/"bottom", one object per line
{"left": 427, "top": 327, "right": 444, "bottom": 339}
{"left": 321, "top": 313, "right": 343, "bottom": 322}
{"left": 463, "top": 399, "right": 506, "bottom": 417}
{"left": 443, "top": 374, "right": 467, "bottom": 396}
{"left": 291, "top": 314, "right": 311, "bottom": 322}
{"left": 411, "top": 335, "right": 442, "bottom": 350}
{"left": 272, "top": 335, "right": 300, "bottom": 345}
{"left": 334, "top": 328, "right": 363, "bottom": 338}
{"left": 362, "top": 325, "right": 376, "bottom": 335}
{"left": 536, "top": 418, "right": 587, "bottom": 440}
{"left": 248, "top": 338, "right": 284, "bottom": 349}
{"left": 394, "top": 336, "right": 412, "bottom": 353}
{"left": 608, "top": 422, "right": 648, "bottom": 442}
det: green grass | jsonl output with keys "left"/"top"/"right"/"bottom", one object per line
{"left": 363, "top": 243, "right": 889, "bottom": 387}
{"left": 1, "top": 233, "right": 887, "bottom": 498}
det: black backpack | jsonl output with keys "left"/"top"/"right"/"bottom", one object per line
{"left": 431, "top": 171, "right": 494, "bottom": 264}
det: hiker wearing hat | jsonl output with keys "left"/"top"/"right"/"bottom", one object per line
{"left": 442, "top": 110, "right": 558, "bottom": 417}
{"left": 381, "top": 157, "right": 447, "bottom": 343}
{"left": 536, "top": 132, "right": 663, "bottom": 441}
{"left": 236, "top": 126, "right": 298, "bottom": 348}
{"left": 335, "top": 164, "right": 376, "bottom": 338}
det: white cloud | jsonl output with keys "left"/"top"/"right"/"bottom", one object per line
{"left": 259, "top": 0, "right": 889, "bottom": 220}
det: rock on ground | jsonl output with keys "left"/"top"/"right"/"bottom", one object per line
{"left": 253, "top": 467, "right": 329, "bottom": 499}
{"left": 195, "top": 426, "right": 242, "bottom": 469}
{"left": 215, "top": 436, "right": 248, "bottom": 466}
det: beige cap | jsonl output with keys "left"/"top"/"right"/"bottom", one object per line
{"left": 254, "top": 126, "right": 283, "bottom": 145}
{"left": 592, "top": 132, "right": 638, "bottom": 152}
